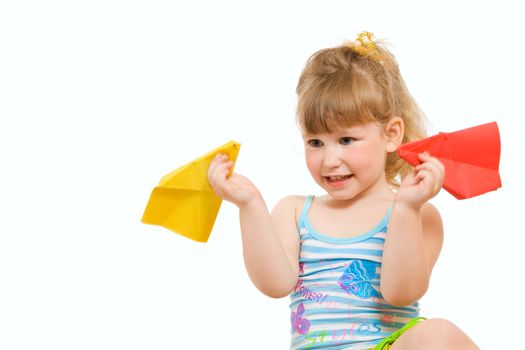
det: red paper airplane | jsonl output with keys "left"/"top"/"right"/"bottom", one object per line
{"left": 397, "top": 121, "right": 501, "bottom": 199}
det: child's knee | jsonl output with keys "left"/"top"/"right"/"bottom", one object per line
{"left": 427, "top": 318, "right": 457, "bottom": 332}
{"left": 425, "top": 318, "right": 478, "bottom": 348}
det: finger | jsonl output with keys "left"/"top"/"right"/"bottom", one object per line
{"left": 424, "top": 156, "right": 444, "bottom": 176}
{"left": 414, "top": 168, "right": 432, "bottom": 183}
{"left": 417, "top": 153, "right": 445, "bottom": 175}
{"left": 415, "top": 159, "right": 444, "bottom": 178}
{"left": 211, "top": 162, "right": 234, "bottom": 187}
{"left": 210, "top": 153, "right": 227, "bottom": 166}
{"left": 209, "top": 153, "right": 231, "bottom": 172}
{"left": 216, "top": 153, "right": 231, "bottom": 162}
{"left": 209, "top": 160, "right": 232, "bottom": 181}
{"left": 415, "top": 160, "right": 439, "bottom": 176}
{"left": 208, "top": 154, "right": 222, "bottom": 172}
{"left": 414, "top": 168, "right": 442, "bottom": 194}
{"left": 208, "top": 159, "right": 222, "bottom": 181}
{"left": 416, "top": 165, "right": 444, "bottom": 189}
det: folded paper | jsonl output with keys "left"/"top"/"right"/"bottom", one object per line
{"left": 142, "top": 140, "right": 241, "bottom": 242}
{"left": 397, "top": 122, "right": 501, "bottom": 199}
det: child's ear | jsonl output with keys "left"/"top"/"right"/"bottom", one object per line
{"left": 384, "top": 117, "right": 404, "bottom": 153}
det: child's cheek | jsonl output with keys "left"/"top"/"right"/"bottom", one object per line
{"left": 305, "top": 151, "right": 321, "bottom": 172}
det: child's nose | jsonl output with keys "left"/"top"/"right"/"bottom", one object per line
{"left": 322, "top": 148, "right": 343, "bottom": 168}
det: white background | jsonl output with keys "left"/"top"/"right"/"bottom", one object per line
{"left": 1, "top": 1, "right": 524, "bottom": 349}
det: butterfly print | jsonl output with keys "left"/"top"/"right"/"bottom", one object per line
{"left": 291, "top": 302, "right": 310, "bottom": 335}
{"left": 338, "top": 260, "right": 380, "bottom": 299}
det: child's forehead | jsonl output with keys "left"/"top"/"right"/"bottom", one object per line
{"left": 301, "top": 122, "right": 381, "bottom": 137}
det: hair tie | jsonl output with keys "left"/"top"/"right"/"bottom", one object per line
{"left": 345, "top": 31, "right": 383, "bottom": 63}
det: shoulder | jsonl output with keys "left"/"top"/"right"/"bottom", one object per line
{"left": 420, "top": 202, "right": 443, "bottom": 231}
{"left": 272, "top": 195, "right": 307, "bottom": 214}
{"left": 271, "top": 195, "right": 308, "bottom": 226}
{"left": 273, "top": 195, "right": 307, "bottom": 207}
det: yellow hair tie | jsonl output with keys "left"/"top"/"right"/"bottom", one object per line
{"left": 345, "top": 31, "right": 382, "bottom": 62}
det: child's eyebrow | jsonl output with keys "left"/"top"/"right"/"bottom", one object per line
{"left": 301, "top": 133, "right": 320, "bottom": 139}
{"left": 335, "top": 126, "right": 367, "bottom": 135}
{"left": 301, "top": 125, "right": 366, "bottom": 139}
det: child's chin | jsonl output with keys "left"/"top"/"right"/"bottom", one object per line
{"left": 325, "top": 190, "right": 357, "bottom": 201}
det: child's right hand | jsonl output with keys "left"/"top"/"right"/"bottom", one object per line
{"left": 207, "top": 153, "right": 261, "bottom": 208}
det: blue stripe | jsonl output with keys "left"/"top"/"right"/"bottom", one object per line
{"left": 301, "top": 235, "right": 386, "bottom": 245}
{"left": 301, "top": 245, "right": 384, "bottom": 257}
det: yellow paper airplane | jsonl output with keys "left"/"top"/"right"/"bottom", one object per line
{"left": 142, "top": 140, "right": 241, "bottom": 242}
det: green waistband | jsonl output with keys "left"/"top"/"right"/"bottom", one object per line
{"left": 373, "top": 317, "right": 427, "bottom": 350}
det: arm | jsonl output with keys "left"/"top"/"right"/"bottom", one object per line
{"left": 380, "top": 153, "right": 445, "bottom": 306}
{"left": 240, "top": 196, "right": 300, "bottom": 297}
{"left": 208, "top": 154, "right": 300, "bottom": 298}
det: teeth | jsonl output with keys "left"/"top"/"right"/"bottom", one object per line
{"left": 327, "top": 175, "right": 351, "bottom": 181}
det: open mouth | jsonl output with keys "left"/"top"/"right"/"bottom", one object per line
{"left": 325, "top": 174, "right": 353, "bottom": 183}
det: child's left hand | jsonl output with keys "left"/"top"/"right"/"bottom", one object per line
{"left": 396, "top": 152, "right": 445, "bottom": 209}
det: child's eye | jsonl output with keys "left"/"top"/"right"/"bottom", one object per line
{"left": 340, "top": 137, "right": 355, "bottom": 145}
{"left": 307, "top": 139, "right": 323, "bottom": 147}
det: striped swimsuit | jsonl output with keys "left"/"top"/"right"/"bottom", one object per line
{"left": 290, "top": 196, "right": 419, "bottom": 350}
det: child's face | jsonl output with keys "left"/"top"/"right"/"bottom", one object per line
{"left": 302, "top": 122, "right": 392, "bottom": 201}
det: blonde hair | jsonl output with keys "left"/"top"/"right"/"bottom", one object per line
{"left": 296, "top": 33, "right": 427, "bottom": 187}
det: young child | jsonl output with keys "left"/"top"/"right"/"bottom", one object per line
{"left": 208, "top": 32, "right": 479, "bottom": 350}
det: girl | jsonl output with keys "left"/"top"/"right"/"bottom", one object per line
{"left": 208, "top": 32, "right": 479, "bottom": 350}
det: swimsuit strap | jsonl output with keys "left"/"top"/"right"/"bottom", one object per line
{"left": 297, "top": 195, "right": 314, "bottom": 229}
